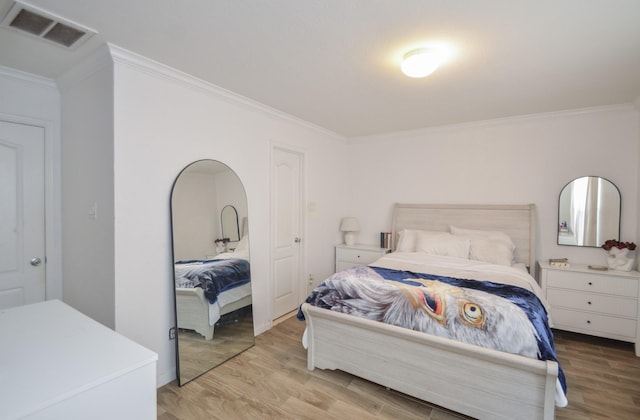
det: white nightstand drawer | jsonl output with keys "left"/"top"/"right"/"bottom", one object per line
{"left": 337, "top": 247, "right": 383, "bottom": 264}
{"left": 546, "top": 289, "right": 637, "bottom": 318}
{"left": 335, "top": 244, "right": 388, "bottom": 273}
{"left": 551, "top": 307, "right": 637, "bottom": 339}
{"left": 336, "top": 261, "right": 358, "bottom": 272}
{"left": 546, "top": 270, "right": 639, "bottom": 297}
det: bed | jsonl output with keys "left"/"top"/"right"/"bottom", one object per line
{"left": 299, "top": 203, "right": 565, "bottom": 420}
{"left": 174, "top": 236, "right": 251, "bottom": 340}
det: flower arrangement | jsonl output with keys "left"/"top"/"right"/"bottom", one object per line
{"left": 214, "top": 237, "right": 230, "bottom": 253}
{"left": 602, "top": 239, "right": 636, "bottom": 251}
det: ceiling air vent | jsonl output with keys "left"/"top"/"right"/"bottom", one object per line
{"left": 1, "top": 1, "right": 95, "bottom": 49}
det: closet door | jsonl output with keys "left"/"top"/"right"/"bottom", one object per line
{"left": 0, "top": 120, "right": 46, "bottom": 309}
{"left": 271, "top": 147, "right": 303, "bottom": 319}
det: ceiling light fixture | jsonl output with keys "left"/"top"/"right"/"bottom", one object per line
{"left": 401, "top": 48, "right": 443, "bottom": 78}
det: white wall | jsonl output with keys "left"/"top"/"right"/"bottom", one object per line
{"left": 108, "top": 46, "right": 349, "bottom": 385}
{"left": 348, "top": 105, "right": 640, "bottom": 269}
{"left": 58, "top": 48, "right": 116, "bottom": 329}
{"left": 0, "top": 67, "right": 62, "bottom": 302}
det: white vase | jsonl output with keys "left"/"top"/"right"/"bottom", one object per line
{"left": 607, "top": 247, "right": 635, "bottom": 271}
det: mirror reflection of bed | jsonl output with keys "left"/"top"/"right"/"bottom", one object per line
{"left": 170, "top": 159, "right": 254, "bottom": 386}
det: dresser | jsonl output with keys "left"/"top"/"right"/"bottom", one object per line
{"left": 335, "top": 244, "right": 389, "bottom": 272}
{"left": 0, "top": 300, "right": 158, "bottom": 419}
{"left": 538, "top": 261, "right": 640, "bottom": 356}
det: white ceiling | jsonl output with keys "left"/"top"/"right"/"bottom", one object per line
{"left": 1, "top": 0, "right": 639, "bottom": 138}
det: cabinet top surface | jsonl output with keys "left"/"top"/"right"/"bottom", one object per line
{"left": 0, "top": 300, "right": 157, "bottom": 419}
{"left": 538, "top": 261, "right": 640, "bottom": 278}
{"left": 336, "top": 243, "right": 389, "bottom": 251}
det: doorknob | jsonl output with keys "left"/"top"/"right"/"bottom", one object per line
{"left": 294, "top": 237, "right": 301, "bottom": 243}
{"left": 30, "top": 257, "right": 42, "bottom": 266}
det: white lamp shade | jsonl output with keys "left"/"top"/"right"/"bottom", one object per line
{"left": 339, "top": 217, "right": 359, "bottom": 232}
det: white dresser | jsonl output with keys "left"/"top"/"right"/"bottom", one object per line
{"left": 538, "top": 261, "right": 640, "bottom": 356}
{"left": 0, "top": 300, "right": 158, "bottom": 420}
{"left": 335, "top": 244, "right": 389, "bottom": 272}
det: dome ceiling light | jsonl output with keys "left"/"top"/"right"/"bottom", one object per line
{"left": 400, "top": 47, "right": 446, "bottom": 78}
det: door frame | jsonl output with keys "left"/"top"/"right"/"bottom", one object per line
{"left": 269, "top": 143, "right": 307, "bottom": 321}
{"left": 0, "top": 112, "right": 62, "bottom": 302}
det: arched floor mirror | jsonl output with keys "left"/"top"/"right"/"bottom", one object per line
{"left": 170, "top": 159, "right": 253, "bottom": 386}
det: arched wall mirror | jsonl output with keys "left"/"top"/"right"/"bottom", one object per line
{"left": 221, "top": 205, "right": 240, "bottom": 242}
{"left": 170, "top": 159, "right": 253, "bottom": 386}
{"left": 558, "top": 176, "right": 621, "bottom": 247}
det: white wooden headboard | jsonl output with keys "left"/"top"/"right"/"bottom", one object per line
{"left": 391, "top": 203, "right": 537, "bottom": 277}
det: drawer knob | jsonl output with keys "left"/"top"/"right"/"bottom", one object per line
{"left": 588, "top": 282, "right": 593, "bottom": 286}
{"left": 587, "top": 301, "right": 592, "bottom": 305}
{"left": 587, "top": 320, "right": 591, "bottom": 324}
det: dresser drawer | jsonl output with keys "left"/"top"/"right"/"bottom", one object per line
{"left": 336, "top": 248, "right": 384, "bottom": 264}
{"left": 551, "top": 307, "right": 637, "bottom": 339}
{"left": 547, "top": 289, "right": 637, "bottom": 318}
{"left": 336, "top": 261, "right": 358, "bottom": 272}
{"left": 546, "top": 270, "right": 639, "bottom": 297}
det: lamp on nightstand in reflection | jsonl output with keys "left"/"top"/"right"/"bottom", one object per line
{"left": 340, "top": 217, "right": 359, "bottom": 246}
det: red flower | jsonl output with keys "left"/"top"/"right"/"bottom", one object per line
{"left": 602, "top": 239, "right": 636, "bottom": 251}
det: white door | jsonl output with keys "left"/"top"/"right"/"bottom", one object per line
{"left": 271, "top": 147, "right": 303, "bottom": 319}
{"left": 0, "top": 120, "right": 46, "bottom": 309}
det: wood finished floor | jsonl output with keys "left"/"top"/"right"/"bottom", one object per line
{"left": 158, "top": 314, "right": 640, "bottom": 419}
{"left": 177, "top": 306, "right": 254, "bottom": 385}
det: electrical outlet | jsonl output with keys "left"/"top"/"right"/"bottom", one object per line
{"left": 308, "top": 274, "right": 314, "bottom": 284}
{"left": 169, "top": 327, "right": 176, "bottom": 340}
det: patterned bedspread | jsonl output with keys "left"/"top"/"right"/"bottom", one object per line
{"left": 298, "top": 265, "right": 566, "bottom": 395}
{"left": 175, "top": 258, "right": 250, "bottom": 304}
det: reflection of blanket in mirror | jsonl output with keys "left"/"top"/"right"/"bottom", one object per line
{"left": 175, "top": 258, "right": 250, "bottom": 303}
{"left": 298, "top": 265, "right": 566, "bottom": 397}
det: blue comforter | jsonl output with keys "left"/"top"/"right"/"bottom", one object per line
{"left": 175, "top": 258, "right": 250, "bottom": 304}
{"left": 298, "top": 265, "right": 566, "bottom": 395}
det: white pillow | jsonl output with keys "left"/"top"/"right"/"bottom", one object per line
{"left": 467, "top": 238, "right": 514, "bottom": 266}
{"left": 415, "top": 232, "right": 470, "bottom": 259}
{"left": 450, "top": 226, "right": 515, "bottom": 250}
{"left": 395, "top": 229, "right": 418, "bottom": 252}
{"left": 396, "top": 229, "right": 450, "bottom": 252}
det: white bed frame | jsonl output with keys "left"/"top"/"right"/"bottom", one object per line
{"left": 176, "top": 287, "right": 252, "bottom": 340}
{"left": 302, "top": 203, "right": 559, "bottom": 420}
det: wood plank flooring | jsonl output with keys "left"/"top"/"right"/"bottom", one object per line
{"left": 177, "top": 306, "right": 254, "bottom": 385}
{"left": 158, "top": 313, "right": 640, "bottom": 419}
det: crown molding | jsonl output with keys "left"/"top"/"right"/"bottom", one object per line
{"left": 349, "top": 103, "right": 637, "bottom": 143}
{"left": 0, "top": 65, "right": 57, "bottom": 89}
{"left": 56, "top": 44, "right": 113, "bottom": 92}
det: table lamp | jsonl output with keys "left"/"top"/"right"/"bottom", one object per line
{"left": 340, "top": 217, "right": 359, "bottom": 246}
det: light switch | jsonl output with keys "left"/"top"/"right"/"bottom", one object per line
{"left": 89, "top": 202, "right": 98, "bottom": 219}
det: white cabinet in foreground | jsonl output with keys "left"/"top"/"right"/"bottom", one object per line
{"left": 0, "top": 300, "right": 158, "bottom": 419}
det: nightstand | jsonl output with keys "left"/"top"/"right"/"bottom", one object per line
{"left": 538, "top": 261, "right": 640, "bottom": 356}
{"left": 335, "top": 244, "right": 389, "bottom": 272}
